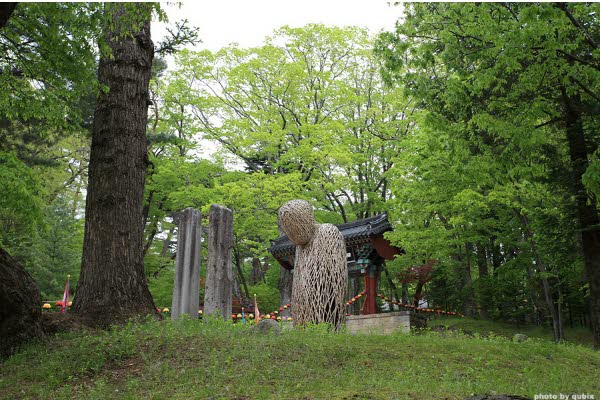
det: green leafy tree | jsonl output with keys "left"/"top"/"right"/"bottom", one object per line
{"left": 143, "top": 24, "right": 415, "bottom": 309}
{"left": 0, "top": 3, "right": 101, "bottom": 163}
{"left": 377, "top": 3, "right": 598, "bottom": 344}
{"left": 0, "top": 151, "right": 44, "bottom": 257}
{"left": 168, "top": 24, "right": 412, "bottom": 221}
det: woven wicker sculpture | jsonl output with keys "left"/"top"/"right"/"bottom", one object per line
{"left": 279, "top": 200, "right": 347, "bottom": 330}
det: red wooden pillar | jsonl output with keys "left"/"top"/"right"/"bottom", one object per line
{"left": 362, "top": 267, "right": 378, "bottom": 315}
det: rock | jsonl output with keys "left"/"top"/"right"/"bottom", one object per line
{"left": 513, "top": 333, "right": 528, "bottom": 342}
{"left": 254, "top": 319, "right": 281, "bottom": 334}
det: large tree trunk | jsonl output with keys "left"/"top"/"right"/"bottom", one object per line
{"left": 562, "top": 92, "right": 600, "bottom": 349}
{"left": 0, "top": 3, "right": 17, "bottom": 28}
{"left": 72, "top": 4, "right": 156, "bottom": 325}
{"left": 0, "top": 247, "right": 43, "bottom": 358}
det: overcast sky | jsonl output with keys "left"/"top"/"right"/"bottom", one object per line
{"left": 154, "top": 1, "right": 402, "bottom": 51}
{"left": 152, "top": 1, "right": 403, "bottom": 163}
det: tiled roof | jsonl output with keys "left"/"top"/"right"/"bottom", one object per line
{"left": 268, "top": 213, "right": 392, "bottom": 257}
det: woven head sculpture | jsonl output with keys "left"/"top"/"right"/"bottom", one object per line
{"left": 279, "top": 200, "right": 347, "bottom": 330}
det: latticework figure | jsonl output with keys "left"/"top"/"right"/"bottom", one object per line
{"left": 279, "top": 200, "right": 347, "bottom": 330}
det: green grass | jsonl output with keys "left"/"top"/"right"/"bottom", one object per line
{"left": 430, "top": 316, "right": 594, "bottom": 347}
{"left": 1, "top": 317, "right": 599, "bottom": 400}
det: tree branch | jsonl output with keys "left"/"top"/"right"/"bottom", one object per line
{"left": 569, "top": 76, "right": 600, "bottom": 104}
{"left": 535, "top": 117, "right": 561, "bottom": 129}
{"left": 557, "top": 49, "right": 600, "bottom": 72}
{"left": 555, "top": 3, "right": 598, "bottom": 49}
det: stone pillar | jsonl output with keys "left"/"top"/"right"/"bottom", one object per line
{"left": 204, "top": 204, "right": 234, "bottom": 319}
{"left": 171, "top": 208, "right": 202, "bottom": 320}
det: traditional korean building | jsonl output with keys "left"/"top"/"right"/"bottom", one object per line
{"left": 268, "top": 213, "right": 401, "bottom": 315}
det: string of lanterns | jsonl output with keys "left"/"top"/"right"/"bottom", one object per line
{"left": 345, "top": 292, "right": 464, "bottom": 317}
{"left": 42, "top": 301, "right": 72, "bottom": 309}
{"left": 231, "top": 304, "right": 293, "bottom": 322}
{"left": 42, "top": 295, "right": 463, "bottom": 318}
{"left": 154, "top": 304, "right": 294, "bottom": 322}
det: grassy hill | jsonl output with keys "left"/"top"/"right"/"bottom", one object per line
{"left": 430, "top": 316, "right": 595, "bottom": 347}
{"left": 1, "top": 317, "right": 598, "bottom": 400}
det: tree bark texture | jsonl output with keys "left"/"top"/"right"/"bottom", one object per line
{"left": 562, "top": 92, "right": 600, "bottom": 348}
{"left": 249, "top": 257, "right": 265, "bottom": 285}
{"left": 0, "top": 2, "right": 17, "bottom": 29}
{"left": 204, "top": 204, "right": 234, "bottom": 319}
{"left": 0, "top": 247, "right": 43, "bottom": 358}
{"left": 72, "top": 4, "right": 156, "bottom": 324}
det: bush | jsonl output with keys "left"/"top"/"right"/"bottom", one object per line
{"left": 249, "top": 283, "right": 280, "bottom": 313}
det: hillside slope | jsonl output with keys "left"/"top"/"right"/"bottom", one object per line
{"left": 1, "top": 318, "right": 598, "bottom": 399}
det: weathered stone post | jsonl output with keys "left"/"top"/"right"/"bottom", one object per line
{"left": 171, "top": 208, "right": 202, "bottom": 320}
{"left": 204, "top": 204, "right": 234, "bottom": 319}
